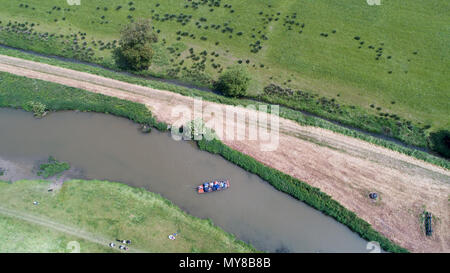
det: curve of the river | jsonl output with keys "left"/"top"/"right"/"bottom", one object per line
{"left": 0, "top": 108, "right": 369, "bottom": 252}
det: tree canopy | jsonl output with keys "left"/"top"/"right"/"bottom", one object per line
{"left": 114, "top": 19, "right": 157, "bottom": 71}
{"left": 215, "top": 65, "right": 251, "bottom": 97}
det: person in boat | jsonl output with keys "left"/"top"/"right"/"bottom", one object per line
{"left": 220, "top": 181, "right": 224, "bottom": 188}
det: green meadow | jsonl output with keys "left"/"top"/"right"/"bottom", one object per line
{"left": 0, "top": 180, "right": 256, "bottom": 253}
{"left": 0, "top": 214, "right": 115, "bottom": 253}
{"left": 0, "top": 0, "right": 448, "bottom": 157}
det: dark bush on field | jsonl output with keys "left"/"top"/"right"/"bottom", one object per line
{"left": 429, "top": 130, "right": 450, "bottom": 158}
{"left": 214, "top": 66, "right": 251, "bottom": 97}
{"left": 114, "top": 19, "right": 157, "bottom": 71}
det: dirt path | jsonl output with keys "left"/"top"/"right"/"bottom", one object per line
{"left": 0, "top": 205, "right": 142, "bottom": 253}
{"left": 0, "top": 54, "right": 448, "bottom": 252}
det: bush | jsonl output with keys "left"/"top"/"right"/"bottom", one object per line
{"left": 114, "top": 42, "right": 154, "bottom": 71}
{"left": 429, "top": 130, "right": 450, "bottom": 158}
{"left": 22, "top": 101, "right": 47, "bottom": 117}
{"left": 214, "top": 66, "right": 251, "bottom": 97}
{"left": 114, "top": 19, "right": 157, "bottom": 71}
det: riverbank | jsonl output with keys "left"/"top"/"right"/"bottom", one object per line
{"left": 1, "top": 65, "right": 448, "bottom": 252}
{"left": 0, "top": 179, "right": 256, "bottom": 253}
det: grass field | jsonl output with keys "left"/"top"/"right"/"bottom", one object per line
{"left": 0, "top": 214, "right": 114, "bottom": 253}
{"left": 0, "top": 179, "right": 256, "bottom": 253}
{"left": 0, "top": 0, "right": 448, "bottom": 134}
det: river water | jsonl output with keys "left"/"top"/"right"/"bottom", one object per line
{"left": 0, "top": 108, "right": 369, "bottom": 252}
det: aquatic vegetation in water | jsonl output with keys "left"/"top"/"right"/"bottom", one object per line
{"left": 37, "top": 156, "right": 70, "bottom": 178}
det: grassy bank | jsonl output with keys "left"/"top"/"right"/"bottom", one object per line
{"left": 0, "top": 70, "right": 408, "bottom": 252}
{"left": 0, "top": 0, "right": 448, "bottom": 154}
{"left": 0, "top": 69, "right": 167, "bottom": 131}
{"left": 0, "top": 214, "right": 114, "bottom": 253}
{"left": 0, "top": 179, "right": 255, "bottom": 253}
{"left": 0, "top": 51, "right": 448, "bottom": 169}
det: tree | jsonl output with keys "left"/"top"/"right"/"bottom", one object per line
{"left": 215, "top": 66, "right": 251, "bottom": 97}
{"left": 429, "top": 130, "right": 450, "bottom": 158}
{"left": 114, "top": 19, "right": 157, "bottom": 71}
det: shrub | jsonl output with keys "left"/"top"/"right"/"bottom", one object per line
{"left": 114, "top": 43, "right": 154, "bottom": 71}
{"left": 23, "top": 101, "right": 47, "bottom": 117}
{"left": 429, "top": 130, "right": 450, "bottom": 158}
{"left": 114, "top": 19, "right": 157, "bottom": 71}
{"left": 214, "top": 65, "right": 251, "bottom": 97}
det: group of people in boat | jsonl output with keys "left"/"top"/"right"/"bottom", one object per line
{"left": 198, "top": 180, "right": 229, "bottom": 193}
